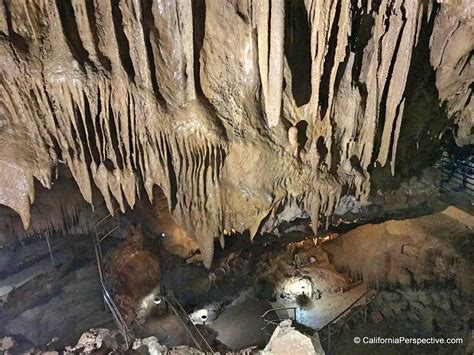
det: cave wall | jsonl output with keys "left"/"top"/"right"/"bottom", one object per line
{"left": 0, "top": 0, "right": 472, "bottom": 266}
{"left": 430, "top": 0, "right": 473, "bottom": 146}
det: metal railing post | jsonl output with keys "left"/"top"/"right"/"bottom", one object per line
{"left": 364, "top": 300, "right": 367, "bottom": 323}
{"left": 164, "top": 290, "right": 214, "bottom": 353}
{"left": 328, "top": 323, "right": 331, "bottom": 351}
{"left": 92, "top": 209, "right": 132, "bottom": 348}
{"left": 45, "top": 234, "right": 55, "bottom": 266}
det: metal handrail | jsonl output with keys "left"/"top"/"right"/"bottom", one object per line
{"left": 440, "top": 155, "right": 474, "bottom": 167}
{"left": 92, "top": 210, "right": 133, "bottom": 349}
{"left": 92, "top": 210, "right": 213, "bottom": 352}
{"left": 165, "top": 291, "right": 214, "bottom": 353}
{"left": 101, "top": 281, "right": 132, "bottom": 343}
{"left": 319, "top": 289, "right": 375, "bottom": 333}
{"left": 261, "top": 306, "right": 297, "bottom": 320}
{"left": 92, "top": 208, "right": 121, "bottom": 228}
{"left": 317, "top": 289, "right": 376, "bottom": 351}
{"left": 260, "top": 306, "right": 298, "bottom": 335}
{"left": 99, "top": 225, "right": 120, "bottom": 243}
{"left": 440, "top": 154, "right": 474, "bottom": 194}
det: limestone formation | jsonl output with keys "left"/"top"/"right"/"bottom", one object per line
{"left": 0, "top": 0, "right": 472, "bottom": 267}
{"left": 430, "top": 0, "right": 474, "bottom": 145}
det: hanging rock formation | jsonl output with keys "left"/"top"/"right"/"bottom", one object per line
{"left": 430, "top": 0, "right": 474, "bottom": 145}
{"left": 0, "top": 0, "right": 472, "bottom": 267}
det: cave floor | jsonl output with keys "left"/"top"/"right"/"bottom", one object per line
{"left": 271, "top": 283, "right": 369, "bottom": 331}
{"left": 209, "top": 298, "right": 275, "bottom": 350}
{"left": 0, "top": 195, "right": 472, "bottom": 353}
{"left": 0, "top": 235, "right": 114, "bottom": 351}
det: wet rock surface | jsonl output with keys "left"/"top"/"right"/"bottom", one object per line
{"left": 0, "top": 1, "right": 470, "bottom": 268}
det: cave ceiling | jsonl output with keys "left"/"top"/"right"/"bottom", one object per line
{"left": 0, "top": 0, "right": 472, "bottom": 267}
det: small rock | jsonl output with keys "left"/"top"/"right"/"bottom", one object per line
{"left": 371, "top": 311, "right": 384, "bottom": 324}
{"left": 132, "top": 337, "right": 167, "bottom": 355}
{"left": 0, "top": 336, "right": 14, "bottom": 350}
{"left": 262, "top": 320, "right": 325, "bottom": 354}
{"left": 66, "top": 328, "right": 119, "bottom": 353}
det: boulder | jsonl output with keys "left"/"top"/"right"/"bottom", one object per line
{"left": 0, "top": 336, "right": 14, "bottom": 351}
{"left": 262, "top": 320, "right": 325, "bottom": 355}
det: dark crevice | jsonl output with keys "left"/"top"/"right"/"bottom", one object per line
{"left": 83, "top": 0, "right": 112, "bottom": 71}
{"left": 166, "top": 143, "right": 178, "bottom": 211}
{"left": 192, "top": 0, "right": 206, "bottom": 99}
{"left": 316, "top": 136, "right": 328, "bottom": 167}
{"left": 140, "top": 0, "right": 166, "bottom": 106}
{"left": 107, "top": 105, "right": 124, "bottom": 170}
{"left": 455, "top": 49, "right": 472, "bottom": 74}
{"left": 392, "top": 3, "right": 448, "bottom": 178}
{"left": 126, "top": 96, "right": 136, "bottom": 169}
{"left": 110, "top": 1, "right": 136, "bottom": 80}
{"left": 350, "top": 3, "right": 375, "bottom": 83}
{"left": 73, "top": 102, "right": 92, "bottom": 165}
{"left": 2, "top": 0, "right": 28, "bottom": 52}
{"left": 295, "top": 120, "right": 309, "bottom": 149}
{"left": 284, "top": 0, "right": 312, "bottom": 107}
{"left": 82, "top": 93, "right": 101, "bottom": 163}
{"left": 350, "top": 155, "right": 366, "bottom": 178}
{"left": 464, "top": 82, "right": 473, "bottom": 109}
{"left": 68, "top": 119, "right": 80, "bottom": 156}
{"left": 55, "top": 0, "right": 90, "bottom": 68}
{"left": 95, "top": 92, "right": 106, "bottom": 161}
{"left": 372, "top": 4, "right": 406, "bottom": 165}
{"left": 319, "top": 1, "right": 342, "bottom": 118}
{"left": 330, "top": 126, "right": 341, "bottom": 174}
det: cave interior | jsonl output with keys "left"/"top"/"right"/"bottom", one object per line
{"left": 0, "top": 0, "right": 473, "bottom": 354}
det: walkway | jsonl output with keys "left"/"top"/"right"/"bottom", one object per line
{"left": 270, "top": 283, "right": 369, "bottom": 331}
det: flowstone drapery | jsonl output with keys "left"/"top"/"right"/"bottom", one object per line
{"left": 0, "top": 0, "right": 471, "bottom": 266}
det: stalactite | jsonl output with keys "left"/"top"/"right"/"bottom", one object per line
{"left": 305, "top": 0, "right": 338, "bottom": 119}
{"left": 257, "top": 0, "right": 285, "bottom": 127}
{"left": 177, "top": 0, "right": 196, "bottom": 101}
{"left": 257, "top": 0, "right": 270, "bottom": 121}
{"left": 0, "top": 0, "right": 460, "bottom": 266}
{"left": 267, "top": 0, "right": 285, "bottom": 127}
{"left": 377, "top": 0, "right": 421, "bottom": 168}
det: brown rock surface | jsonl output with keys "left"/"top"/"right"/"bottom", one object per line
{"left": 107, "top": 225, "right": 161, "bottom": 324}
{"left": 323, "top": 206, "right": 474, "bottom": 292}
{"left": 0, "top": 1, "right": 471, "bottom": 267}
{"left": 430, "top": 0, "right": 473, "bottom": 145}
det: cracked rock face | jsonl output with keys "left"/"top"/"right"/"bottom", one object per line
{"left": 0, "top": 1, "right": 472, "bottom": 267}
